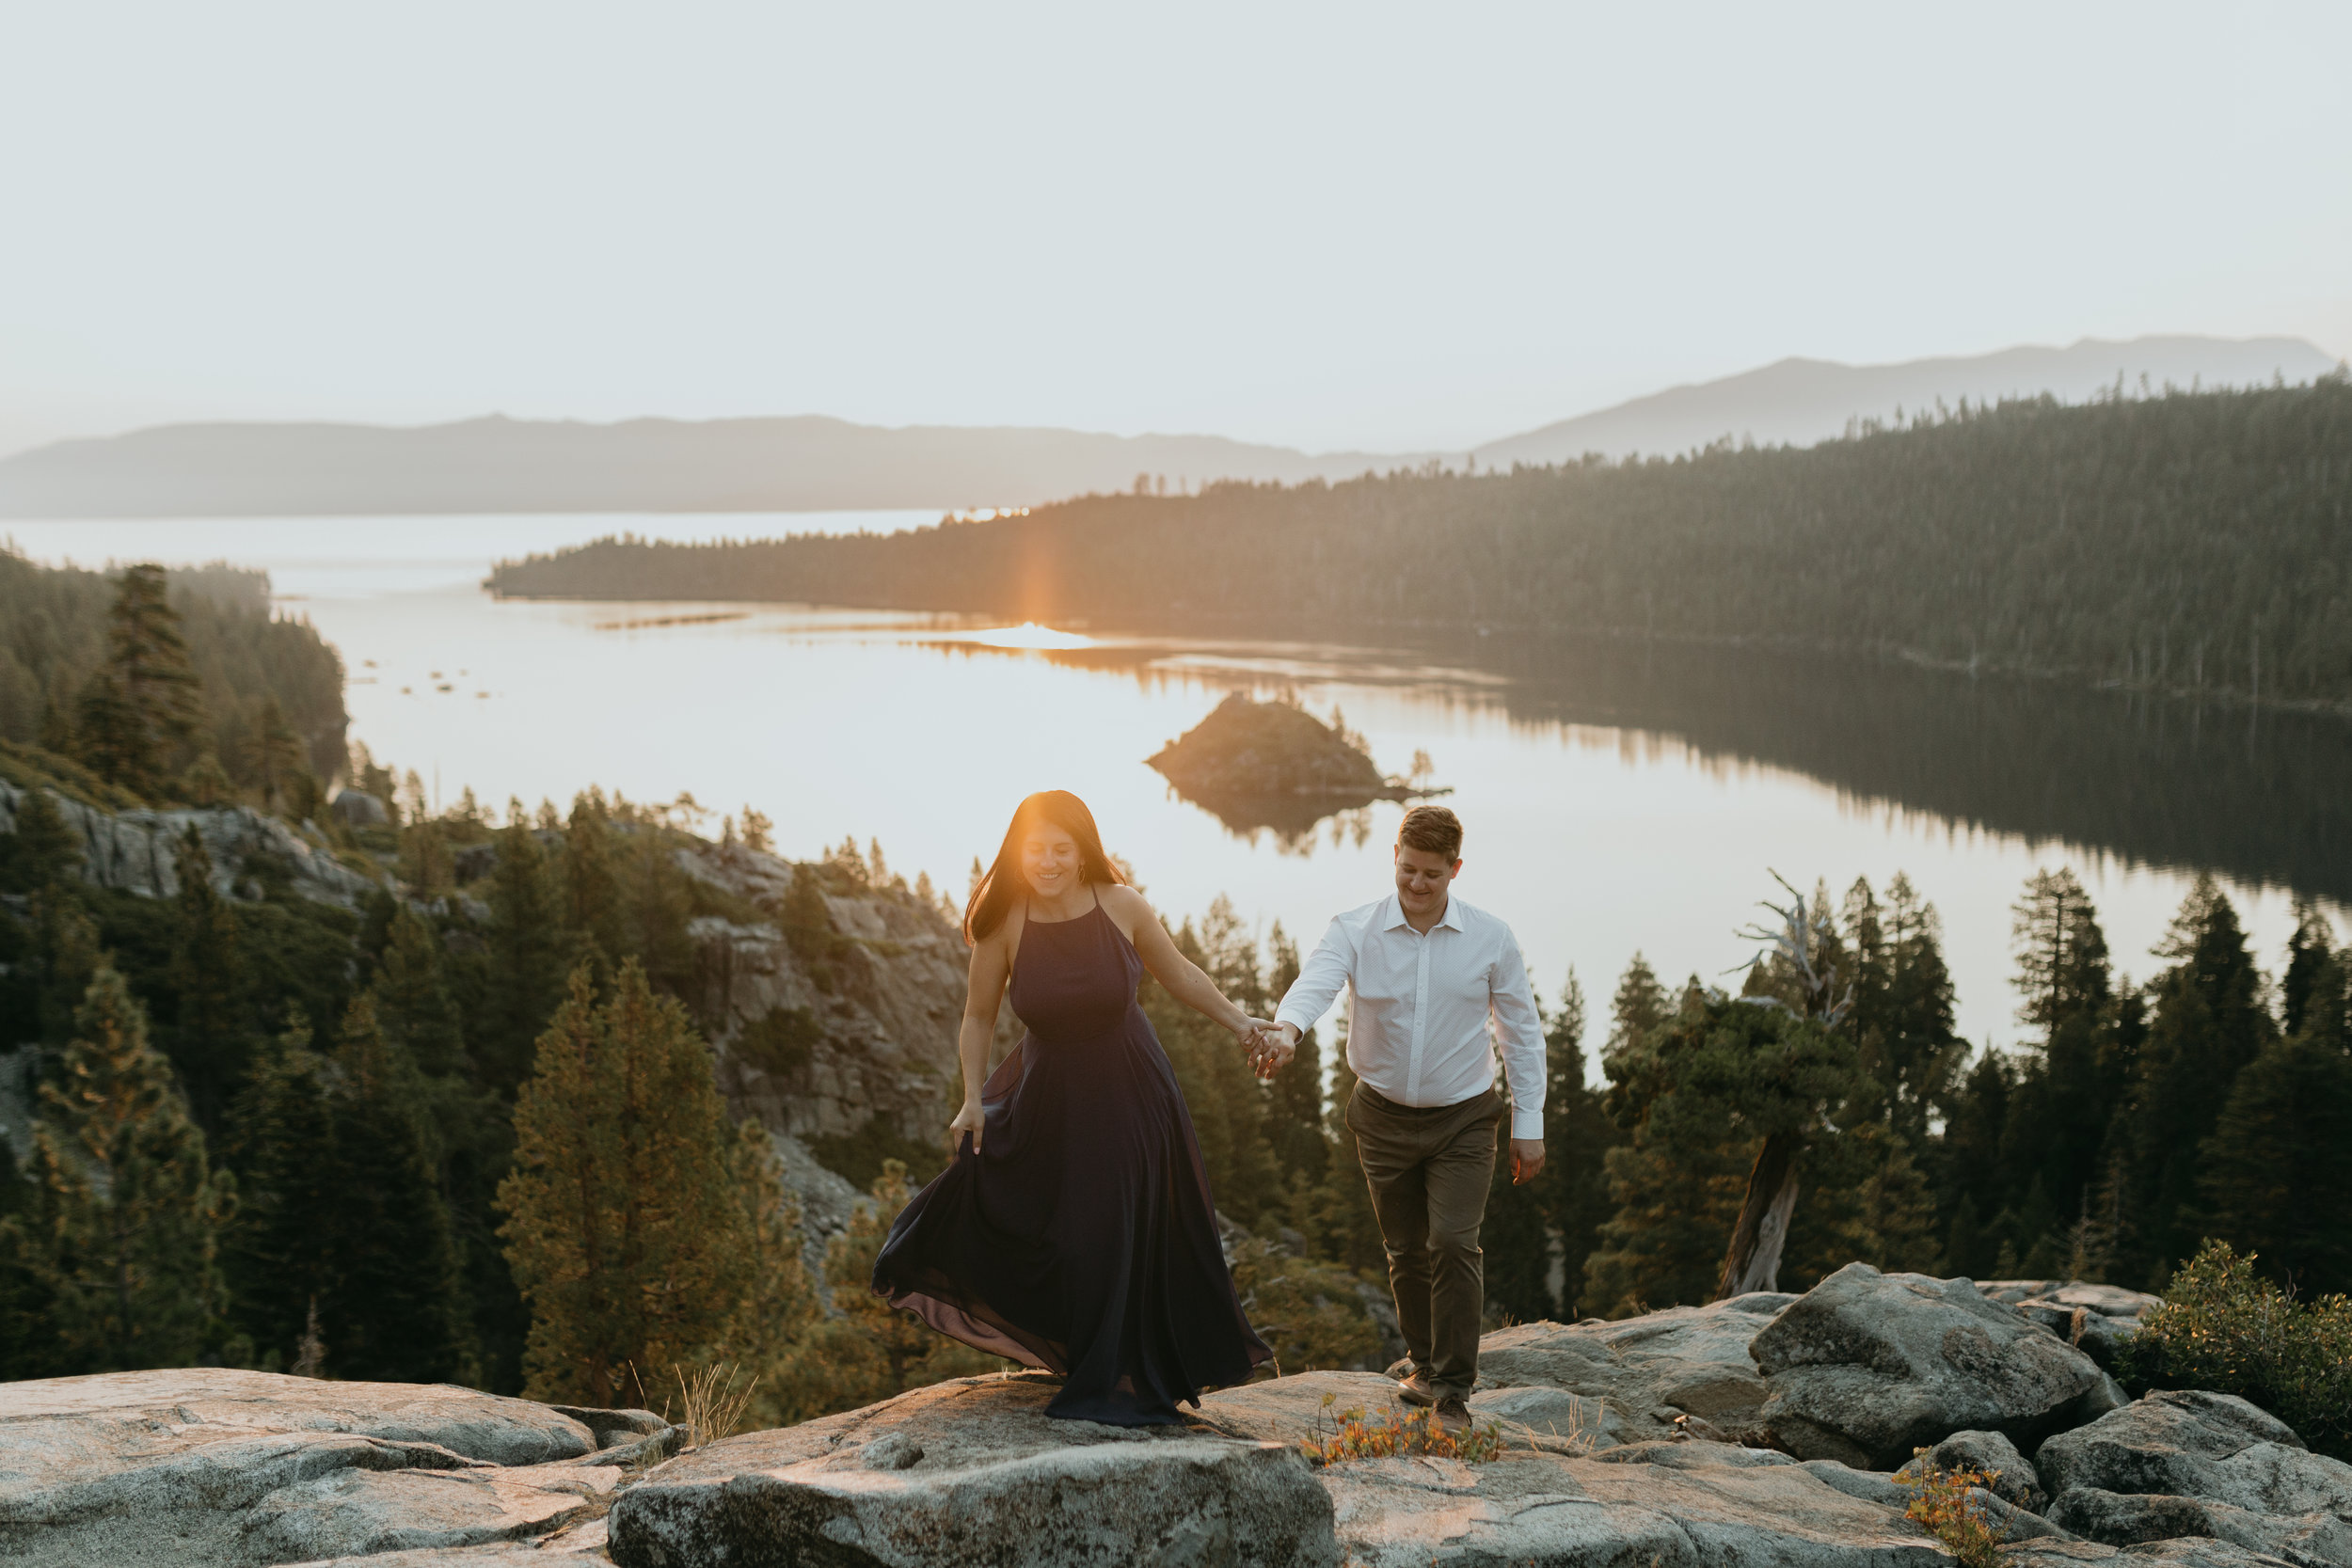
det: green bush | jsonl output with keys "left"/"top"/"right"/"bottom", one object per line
{"left": 2123, "top": 1239, "right": 2352, "bottom": 1459}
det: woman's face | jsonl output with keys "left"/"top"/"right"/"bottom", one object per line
{"left": 1020, "top": 824, "right": 1085, "bottom": 901}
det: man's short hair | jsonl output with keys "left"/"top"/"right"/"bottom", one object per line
{"left": 1397, "top": 805, "right": 1462, "bottom": 862}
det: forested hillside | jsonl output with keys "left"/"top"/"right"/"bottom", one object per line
{"left": 0, "top": 549, "right": 348, "bottom": 797}
{"left": 492, "top": 379, "right": 2352, "bottom": 710}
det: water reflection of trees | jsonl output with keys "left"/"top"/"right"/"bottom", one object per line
{"left": 1162, "top": 785, "right": 1377, "bottom": 857}
{"left": 1439, "top": 631, "right": 2352, "bottom": 906}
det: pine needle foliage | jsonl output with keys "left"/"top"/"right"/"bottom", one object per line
{"left": 0, "top": 966, "right": 232, "bottom": 1374}
{"left": 499, "top": 959, "right": 767, "bottom": 1408}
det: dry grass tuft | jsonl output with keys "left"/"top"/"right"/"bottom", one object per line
{"left": 665, "top": 1362, "right": 762, "bottom": 1449}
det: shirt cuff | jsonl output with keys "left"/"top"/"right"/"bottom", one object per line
{"left": 1273, "top": 1006, "right": 1318, "bottom": 1038}
{"left": 1509, "top": 1107, "right": 1543, "bottom": 1141}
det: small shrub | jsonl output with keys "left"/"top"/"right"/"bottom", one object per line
{"left": 1899, "top": 1451, "right": 2003, "bottom": 1568}
{"left": 1302, "top": 1395, "right": 1506, "bottom": 1465}
{"left": 2123, "top": 1239, "right": 2352, "bottom": 1460}
{"left": 1228, "top": 1240, "right": 1382, "bottom": 1372}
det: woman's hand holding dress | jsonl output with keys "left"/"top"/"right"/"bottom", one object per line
{"left": 948, "top": 1095, "right": 986, "bottom": 1155}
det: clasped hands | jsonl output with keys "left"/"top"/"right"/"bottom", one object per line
{"left": 1236, "top": 1019, "right": 1295, "bottom": 1081}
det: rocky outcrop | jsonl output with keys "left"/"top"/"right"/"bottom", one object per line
{"left": 1472, "top": 1292, "right": 1791, "bottom": 1445}
{"left": 0, "top": 1369, "right": 676, "bottom": 1568}
{"left": 0, "top": 778, "right": 384, "bottom": 910}
{"left": 1144, "top": 692, "right": 1445, "bottom": 840}
{"left": 1988, "top": 1282, "right": 2163, "bottom": 1373}
{"left": 1752, "top": 1263, "right": 2122, "bottom": 1468}
{"left": 1897, "top": 1428, "right": 2048, "bottom": 1511}
{"left": 607, "top": 1374, "right": 1340, "bottom": 1568}
{"left": 2037, "top": 1392, "right": 2352, "bottom": 1564}
{"left": 673, "top": 841, "right": 1018, "bottom": 1174}
{"left": 11, "top": 1298, "right": 2338, "bottom": 1568}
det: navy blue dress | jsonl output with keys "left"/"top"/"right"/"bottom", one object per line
{"left": 871, "top": 898, "right": 1272, "bottom": 1425}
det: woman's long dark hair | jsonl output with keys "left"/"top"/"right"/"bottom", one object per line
{"left": 963, "top": 790, "right": 1127, "bottom": 942}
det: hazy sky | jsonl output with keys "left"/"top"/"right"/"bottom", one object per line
{"left": 4, "top": 1, "right": 2347, "bottom": 458}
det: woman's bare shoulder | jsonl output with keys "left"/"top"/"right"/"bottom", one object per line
{"left": 1098, "top": 882, "right": 1152, "bottom": 921}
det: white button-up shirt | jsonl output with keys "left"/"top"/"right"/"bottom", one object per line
{"left": 1274, "top": 893, "right": 1547, "bottom": 1140}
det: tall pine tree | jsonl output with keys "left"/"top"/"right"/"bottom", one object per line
{"left": 0, "top": 967, "right": 232, "bottom": 1374}
{"left": 498, "top": 961, "right": 762, "bottom": 1407}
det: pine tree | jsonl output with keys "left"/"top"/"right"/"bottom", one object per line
{"left": 371, "top": 903, "right": 465, "bottom": 1076}
{"left": 1543, "top": 970, "right": 1621, "bottom": 1318}
{"left": 0, "top": 967, "right": 232, "bottom": 1373}
{"left": 623, "top": 826, "right": 696, "bottom": 1000}
{"left": 561, "top": 792, "right": 628, "bottom": 971}
{"left": 2198, "top": 952, "right": 2352, "bottom": 1297}
{"left": 1586, "top": 993, "right": 1862, "bottom": 1313}
{"left": 109, "top": 563, "right": 205, "bottom": 753}
{"left": 1146, "top": 917, "right": 1281, "bottom": 1223}
{"left": 717, "top": 1120, "right": 821, "bottom": 1427}
{"left": 2009, "top": 868, "right": 2123, "bottom": 1223}
{"left": 2118, "top": 876, "right": 2276, "bottom": 1279}
{"left": 498, "top": 961, "right": 759, "bottom": 1407}
{"left": 242, "top": 695, "right": 310, "bottom": 811}
{"left": 480, "top": 817, "right": 567, "bottom": 1088}
{"left": 74, "top": 671, "right": 154, "bottom": 796}
{"left": 1944, "top": 1192, "right": 1993, "bottom": 1278}
{"left": 1604, "top": 953, "right": 1672, "bottom": 1067}
{"left": 1263, "top": 923, "right": 1327, "bottom": 1188}
{"left": 1845, "top": 875, "right": 1964, "bottom": 1150}
{"left": 323, "top": 994, "right": 474, "bottom": 1383}
{"left": 2282, "top": 902, "right": 2335, "bottom": 1039}
{"left": 165, "top": 826, "right": 248, "bottom": 1130}
{"left": 222, "top": 1016, "right": 342, "bottom": 1369}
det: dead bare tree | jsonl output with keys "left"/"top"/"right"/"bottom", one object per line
{"left": 1714, "top": 872, "right": 1851, "bottom": 1300}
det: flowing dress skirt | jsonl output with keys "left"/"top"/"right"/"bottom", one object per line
{"left": 871, "top": 901, "right": 1271, "bottom": 1425}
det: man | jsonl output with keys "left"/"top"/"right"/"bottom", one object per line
{"left": 1253, "top": 805, "right": 1545, "bottom": 1430}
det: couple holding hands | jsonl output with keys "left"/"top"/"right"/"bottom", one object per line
{"left": 872, "top": 792, "right": 1548, "bottom": 1432}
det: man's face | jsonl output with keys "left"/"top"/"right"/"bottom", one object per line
{"left": 1394, "top": 843, "right": 1460, "bottom": 915}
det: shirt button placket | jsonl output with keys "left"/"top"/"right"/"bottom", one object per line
{"left": 1406, "top": 930, "right": 1430, "bottom": 1102}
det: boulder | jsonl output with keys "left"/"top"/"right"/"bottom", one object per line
{"left": 2005, "top": 1541, "right": 2305, "bottom": 1567}
{"left": 607, "top": 1373, "right": 1341, "bottom": 1568}
{"left": 1898, "top": 1430, "right": 2048, "bottom": 1512}
{"left": 1752, "top": 1263, "right": 2119, "bottom": 1468}
{"left": 1472, "top": 1292, "right": 1793, "bottom": 1443}
{"left": 1318, "top": 1432, "right": 1948, "bottom": 1568}
{"left": 0, "top": 1369, "right": 612, "bottom": 1568}
{"left": 2046, "top": 1487, "right": 2352, "bottom": 1566}
{"left": 2034, "top": 1392, "right": 2352, "bottom": 1567}
{"left": 330, "top": 788, "right": 390, "bottom": 828}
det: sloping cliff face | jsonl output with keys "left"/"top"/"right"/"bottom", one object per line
{"left": 0, "top": 779, "right": 1000, "bottom": 1236}
{"left": 0, "top": 777, "right": 383, "bottom": 910}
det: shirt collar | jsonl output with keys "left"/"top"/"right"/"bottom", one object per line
{"left": 1382, "top": 893, "right": 1465, "bottom": 932}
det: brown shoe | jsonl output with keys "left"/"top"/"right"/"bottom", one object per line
{"left": 1396, "top": 1371, "right": 1439, "bottom": 1408}
{"left": 1435, "top": 1396, "right": 1471, "bottom": 1433}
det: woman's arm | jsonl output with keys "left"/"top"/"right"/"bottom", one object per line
{"left": 948, "top": 931, "right": 1013, "bottom": 1154}
{"left": 1102, "top": 885, "right": 1264, "bottom": 1038}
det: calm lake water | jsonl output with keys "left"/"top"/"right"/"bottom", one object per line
{"left": 9, "top": 513, "right": 2348, "bottom": 1064}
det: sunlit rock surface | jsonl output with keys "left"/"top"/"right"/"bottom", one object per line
{"left": 0, "top": 1369, "right": 674, "bottom": 1568}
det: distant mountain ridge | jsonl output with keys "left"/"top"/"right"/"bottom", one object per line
{"left": 0, "top": 335, "right": 2337, "bottom": 518}
{"left": 0, "top": 415, "right": 1409, "bottom": 519}
{"left": 1472, "top": 335, "right": 2341, "bottom": 467}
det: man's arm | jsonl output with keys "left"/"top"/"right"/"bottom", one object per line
{"left": 1265, "top": 917, "right": 1355, "bottom": 1066}
{"left": 1490, "top": 932, "right": 1548, "bottom": 1180}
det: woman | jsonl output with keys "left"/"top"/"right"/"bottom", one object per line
{"left": 871, "top": 789, "right": 1277, "bottom": 1425}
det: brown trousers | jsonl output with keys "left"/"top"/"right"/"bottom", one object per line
{"left": 1345, "top": 1082, "right": 1501, "bottom": 1399}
